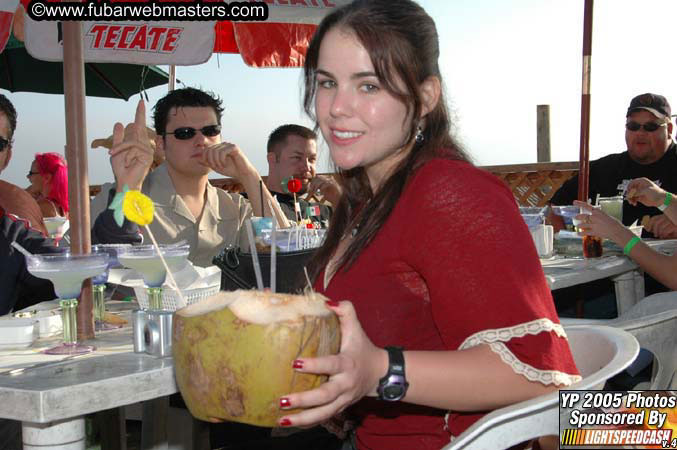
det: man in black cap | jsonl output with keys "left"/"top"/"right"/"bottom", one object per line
{"left": 550, "top": 93, "right": 677, "bottom": 309}
{"left": 551, "top": 93, "right": 677, "bottom": 238}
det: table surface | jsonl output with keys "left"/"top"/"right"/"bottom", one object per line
{"left": 0, "top": 307, "right": 178, "bottom": 424}
{"left": 541, "top": 255, "right": 638, "bottom": 290}
{"left": 542, "top": 239, "right": 677, "bottom": 290}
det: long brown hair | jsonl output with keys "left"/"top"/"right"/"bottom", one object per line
{"left": 305, "top": 0, "right": 471, "bottom": 282}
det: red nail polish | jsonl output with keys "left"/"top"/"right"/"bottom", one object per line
{"left": 279, "top": 397, "right": 291, "bottom": 408}
{"left": 292, "top": 360, "right": 304, "bottom": 369}
{"left": 326, "top": 300, "right": 339, "bottom": 307}
{"left": 279, "top": 418, "right": 292, "bottom": 427}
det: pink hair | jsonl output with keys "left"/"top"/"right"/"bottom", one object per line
{"left": 35, "top": 152, "right": 69, "bottom": 214}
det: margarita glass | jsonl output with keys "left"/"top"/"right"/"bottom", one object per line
{"left": 91, "top": 244, "right": 130, "bottom": 330}
{"left": 551, "top": 205, "right": 583, "bottom": 231}
{"left": 117, "top": 244, "right": 190, "bottom": 310}
{"left": 43, "top": 217, "right": 69, "bottom": 245}
{"left": 25, "top": 252, "right": 109, "bottom": 354}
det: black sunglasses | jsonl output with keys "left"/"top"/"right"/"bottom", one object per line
{"left": 27, "top": 171, "right": 39, "bottom": 177}
{"left": 625, "top": 121, "right": 667, "bottom": 132}
{"left": 165, "top": 125, "right": 221, "bottom": 140}
{"left": 0, "top": 136, "right": 9, "bottom": 152}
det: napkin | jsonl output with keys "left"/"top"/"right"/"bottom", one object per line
{"left": 109, "top": 262, "right": 221, "bottom": 290}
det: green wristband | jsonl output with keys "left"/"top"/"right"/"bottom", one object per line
{"left": 665, "top": 192, "right": 672, "bottom": 207}
{"left": 623, "top": 236, "right": 641, "bottom": 256}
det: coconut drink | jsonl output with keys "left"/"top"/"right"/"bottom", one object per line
{"left": 172, "top": 289, "right": 340, "bottom": 427}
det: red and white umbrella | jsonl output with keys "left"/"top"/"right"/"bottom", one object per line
{"left": 0, "top": 0, "right": 19, "bottom": 54}
{"left": 19, "top": 1, "right": 351, "bottom": 68}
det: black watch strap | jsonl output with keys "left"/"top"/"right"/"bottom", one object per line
{"left": 384, "top": 346, "right": 405, "bottom": 376}
{"left": 377, "top": 346, "right": 409, "bottom": 401}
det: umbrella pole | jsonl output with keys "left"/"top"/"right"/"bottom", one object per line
{"left": 578, "top": 0, "right": 594, "bottom": 203}
{"left": 169, "top": 65, "right": 176, "bottom": 91}
{"left": 63, "top": 20, "right": 94, "bottom": 340}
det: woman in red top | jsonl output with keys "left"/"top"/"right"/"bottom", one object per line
{"left": 26, "top": 152, "right": 69, "bottom": 219}
{"left": 277, "top": 1, "right": 581, "bottom": 449}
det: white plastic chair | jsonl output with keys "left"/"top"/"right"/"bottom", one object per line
{"left": 561, "top": 291, "right": 677, "bottom": 390}
{"left": 441, "top": 325, "right": 639, "bottom": 450}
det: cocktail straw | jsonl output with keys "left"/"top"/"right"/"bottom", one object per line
{"left": 267, "top": 199, "right": 279, "bottom": 228}
{"left": 245, "top": 219, "right": 264, "bottom": 290}
{"left": 271, "top": 219, "right": 276, "bottom": 293}
{"left": 143, "top": 225, "right": 187, "bottom": 309}
{"left": 11, "top": 241, "right": 35, "bottom": 260}
{"left": 128, "top": 199, "right": 187, "bottom": 308}
{"left": 259, "top": 179, "right": 264, "bottom": 218}
{"left": 303, "top": 267, "right": 313, "bottom": 292}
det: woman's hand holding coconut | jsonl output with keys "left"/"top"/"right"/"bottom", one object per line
{"left": 277, "top": 300, "right": 387, "bottom": 427}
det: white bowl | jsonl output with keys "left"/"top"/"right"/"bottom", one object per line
{"left": 32, "top": 311, "right": 62, "bottom": 338}
{"left": 0, "top": 318, "right": 38, "bottom": 349}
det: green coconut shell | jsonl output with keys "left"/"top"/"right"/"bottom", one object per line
{"left": 172, "top": 290, "right": 340, "bottom": 427}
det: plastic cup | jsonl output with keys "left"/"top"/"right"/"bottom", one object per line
{"left": 598, "top": 196, "right": 623, "bottom": 222}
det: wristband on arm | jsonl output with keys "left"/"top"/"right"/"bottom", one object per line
{"left": 623, "top": 236, "right": 641, "bottom": 256}
{"left": 658, "top": 192, "right": 672, "bottom": 212}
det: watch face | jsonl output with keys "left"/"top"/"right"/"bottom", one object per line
{"left": 379, "top": 374, "right": 408, "bottom": 401}
{"left": 383, "top": 385, "right": 405, "bottom": 400}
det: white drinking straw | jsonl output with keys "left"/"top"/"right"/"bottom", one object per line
{"left": 270, "top": 219, "right": 276, "bottom": 293}
{"left": 303, "top": 266, "right": 314, "bottom": 292}
{"left": 143, "top": 225, "right": 187, "bottom": 309}
{"left": 245, "top": 219, "right": 264, "bottom": 290}
{"left": 267, "top": 199, "right": 279, "bottom": 228}
{"left": 11, "top": 241, "right": 35, "bottom": 260}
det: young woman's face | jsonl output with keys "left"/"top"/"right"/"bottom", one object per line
{"left": 27, "top": 160, "right": 45, "bottom": 194}
{"left": 315, "top": 27, "right": 413, "bottom": 189}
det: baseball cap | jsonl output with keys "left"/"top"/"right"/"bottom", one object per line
{"left": 626, "top": 93, "right": 671, "bottom": 119}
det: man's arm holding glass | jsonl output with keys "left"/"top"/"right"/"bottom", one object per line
{"left": 626, "top": 177, "right": 677, "bottom": 238}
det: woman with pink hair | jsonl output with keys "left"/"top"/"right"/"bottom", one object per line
{"left": 26, "top": 152, "right": 69, "bottom": 218}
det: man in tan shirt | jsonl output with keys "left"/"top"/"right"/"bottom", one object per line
{"left": 91, "top": 88, "right": 288, "bottom": 267}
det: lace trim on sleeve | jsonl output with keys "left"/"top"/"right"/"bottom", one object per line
{"left": 458, "top": 318, "right": 582, "bottom": 386}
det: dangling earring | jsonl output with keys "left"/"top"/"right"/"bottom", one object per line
{"left": 415, "top": 124, "right": 425, "bottom": 144}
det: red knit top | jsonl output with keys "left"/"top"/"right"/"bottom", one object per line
{"left": 316, "top": 158, "right": 580, "bottom": 450}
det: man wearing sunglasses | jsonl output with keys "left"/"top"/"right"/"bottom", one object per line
{"left": 265, "top": 124, "right": 339, "bottom": 227}
{"left": 550, "top": 93, "right": 677, "bottom": 309}
{"left": 90, "top": 88, "right": 288, "bottom": 267}
{"left": 551, "top": 93, "right": 677, "bottom": 238}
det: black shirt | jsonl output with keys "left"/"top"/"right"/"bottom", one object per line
{"left": 270, "top": 192, "right": 332, "bottom": 228}
{"left": 0, "top": 211, "right": 58, "bottom": 314}
{"left": 551, "top": 142, "right": 677, "bottom": 235}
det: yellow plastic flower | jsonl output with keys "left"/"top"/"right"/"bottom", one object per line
{"left": 122, "top": 190, "right": 154, "bottom": 226}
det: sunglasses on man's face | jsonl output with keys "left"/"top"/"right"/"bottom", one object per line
{"left": 0, "top": 136, "right": 10, "bottom": 152}
{"left": 165, "top": 125, "right": 221, "bottom": 140}
{"left": 625, "top": 121, "right": 667, "bottom": 132}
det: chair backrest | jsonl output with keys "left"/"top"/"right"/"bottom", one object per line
{"left": 561, "top": 291, "right": 677, "bottom": 390}
{"left": 442, "top": 325, "right": 639, "bottom": 450}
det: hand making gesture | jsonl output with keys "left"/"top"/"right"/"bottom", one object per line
{"left": 108, "top": 100, "right": 154, "bottom": 192}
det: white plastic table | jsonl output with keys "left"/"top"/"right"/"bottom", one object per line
{"left": 0, "top": 316, "right": 177, "bottom": 449}
{"left": 542, "top": 255, "right": 643, "bottom": 315}
{"left": 542, "top": 239, "right": 677, "bottom": 316}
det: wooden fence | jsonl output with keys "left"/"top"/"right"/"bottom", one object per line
{"left": 89, "top": 161, "right": 579, "bottom": 207}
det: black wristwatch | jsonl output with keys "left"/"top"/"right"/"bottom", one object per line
{"left": 377, "top": 346, "right": 409, "bottom": 401}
